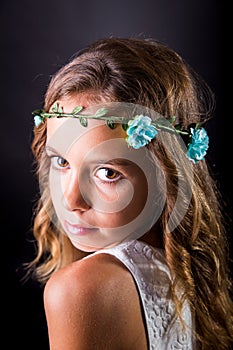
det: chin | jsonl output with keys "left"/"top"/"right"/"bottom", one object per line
{"left": 70, "top": 240, "right": 103, "bottom": 253}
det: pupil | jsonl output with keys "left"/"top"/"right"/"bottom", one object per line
{"left": 106, "top": 169, "right": 116, "bottom": 179}
{"left": 58, "top": 158, "right": 68, "bottom": 167}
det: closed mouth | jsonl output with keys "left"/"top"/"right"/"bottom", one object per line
{"left": 64, "top": 220, "right": 98, "bottom": 236}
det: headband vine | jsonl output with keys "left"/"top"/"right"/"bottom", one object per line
{"left": 32, "top": 102, "right": 209, "bottom": 164}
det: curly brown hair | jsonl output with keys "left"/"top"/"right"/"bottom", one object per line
{"left": 28, "top": 37, "right": 233, "bottom": 349}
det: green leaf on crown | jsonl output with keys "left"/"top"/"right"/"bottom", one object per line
{"left": 94, "top": 108, "right": 108, "bottom": 118}
{"left": 106, "top": 119, "right": 116, "bottom": 129}
{"left": 79, "top": 117, "right": 88, "bottom": 127}
{"left": 72, "top": 106, "right": 83, "bottom": 115}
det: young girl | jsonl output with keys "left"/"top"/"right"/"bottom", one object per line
{"left": 29, "top": 37, "right": 233, "bottom": 349}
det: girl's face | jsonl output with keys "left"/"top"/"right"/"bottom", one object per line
{"left": 45, "top": 98, "right": 163, "bottom": 252}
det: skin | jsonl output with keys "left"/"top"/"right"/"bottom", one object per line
{"left": 44, "top": 96, "right": 163, "bottom": 349}
{"left": 44, "top": 253, "right": 148, "bottom": 349}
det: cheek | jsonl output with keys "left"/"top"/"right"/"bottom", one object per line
{"left": 49, "top": 170, "right": 60, "bottom": 203}
{"left": 94, "top": 176, "right": 148, "bottom": 228}
{"left": 118, "top": 177, "right": 148, "bottom": 224}
{"left": 88, "top": 178, "right": 135, "bottom": 214}
{"left": 49, "top": 169, "right": 67, "bottom": 218}
{"left": 130, "top": 178, "right": 148, "bottom": 215}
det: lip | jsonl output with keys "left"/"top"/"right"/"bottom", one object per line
{"left": 64, "top": 220, "right": 98, "bottom": 236}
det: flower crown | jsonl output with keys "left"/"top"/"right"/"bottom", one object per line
{"left": 32, "top": 102, "right": 209, "bottom": 164}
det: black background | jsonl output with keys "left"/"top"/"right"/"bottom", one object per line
{"left": 1, "top": 1, "right": 230, "bottom": 349}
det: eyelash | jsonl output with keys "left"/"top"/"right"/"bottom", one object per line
{"left": 94, "top": 167, "right": 122, "bottom": 185}
{"left": 48, "top": 156, "right": 123, "bottom": 185}
{"left": 49, "top": 156, "right": 70, "bottom": 169}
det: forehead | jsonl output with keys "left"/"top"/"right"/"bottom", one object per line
{"left": 47, "top": 116, "right": 125, "bottom": 150}
{"left": 45, "top": 97, "right": 156, "bottom": 164}
{"left": 46, "top": 117, "right": 152, "bottom": 168}
{"left": 46, "top": 95, "right": 127, "bottom": 147}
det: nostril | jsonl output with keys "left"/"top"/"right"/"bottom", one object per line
{"left": 62, "top": 192, "right": 91, "bottom": 212}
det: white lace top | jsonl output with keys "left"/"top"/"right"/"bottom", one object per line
{"left": 93, "top": 239, "right": 195, "bottom": 349}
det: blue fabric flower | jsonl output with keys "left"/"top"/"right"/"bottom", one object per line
{"left": 186, "top": 127, "right": 209, "bottom": 163}
{"left": 126, "top": 115, "right": 158, "bottom": 149}
{"left": 34, "top": 115, "right": 44, "bottom": 127}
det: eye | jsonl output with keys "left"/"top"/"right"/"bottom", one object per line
{"left": 51, "top": 156, "right": 70, "bottom": 169}
{"left": 95, "top": 168, "right": 121, "bottom": 183}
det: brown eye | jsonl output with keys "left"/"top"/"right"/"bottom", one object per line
{"left": 57, "top": 157, "right": 69, "bottom": 168}
{"left": 50, "top": 156, "right": 70, "bottom": 170}
{"left": 95, "top": 168, "right": 121, "bottom": 182}
{"left": 105, "top": 169, "right": 118, "bottom": 179}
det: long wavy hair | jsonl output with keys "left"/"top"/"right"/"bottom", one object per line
{"left": 28, "top": 37, "right": 233, "bottom": 349}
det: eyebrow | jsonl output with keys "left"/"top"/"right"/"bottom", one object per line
{"left": 45, "top": 145, "right": 63, "bottom": 155}
{"left": 103, "top": 159, "right": 133, "bottom": 167}
{"left": 45, "top": 145, "right": 133, "bottom": 167}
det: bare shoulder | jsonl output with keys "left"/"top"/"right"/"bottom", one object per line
{"left": 44, "top": 253, "right": 147, "bottom": 350}
{"left": 44, "top": 253, "right": 134, "bottom": 310}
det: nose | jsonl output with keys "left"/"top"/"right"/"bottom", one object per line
{"left": 62, "top": 171, "right": 91, "bottom": 212}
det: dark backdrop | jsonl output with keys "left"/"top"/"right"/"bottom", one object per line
{"left": 1, "top": 1, "right": 229, "bottom": 349}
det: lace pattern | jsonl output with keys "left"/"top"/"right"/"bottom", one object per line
{"left": 94, "top": 240, "right": 195, "bottom": 349}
